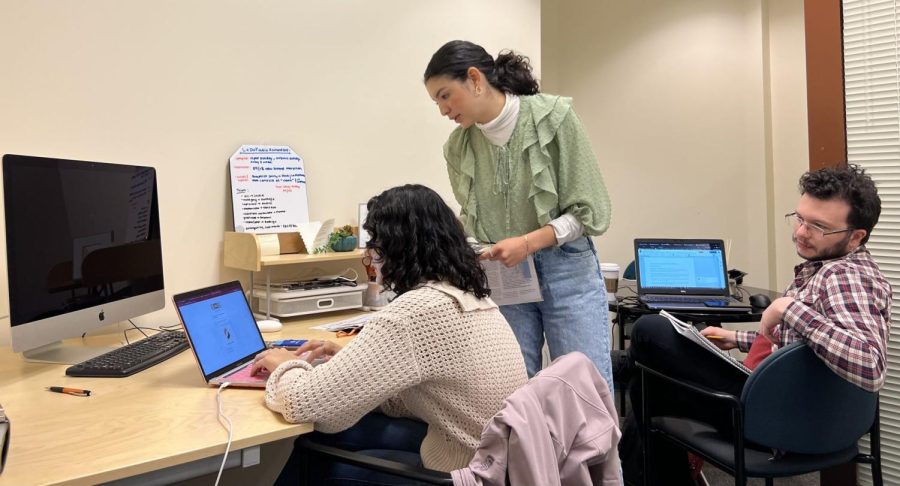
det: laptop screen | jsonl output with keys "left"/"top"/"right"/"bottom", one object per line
{"left": 634, "top": 239, "right": 729, "bottom": 296}
{"left": 174, "top": 281, "right": 266, "bottom": 379}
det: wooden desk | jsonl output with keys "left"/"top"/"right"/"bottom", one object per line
{"left": 0, "top": 310, "right": 361, "bottom": 486}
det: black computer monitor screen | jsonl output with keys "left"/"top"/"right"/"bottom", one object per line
{"left": 3, "top": 154, "right": 165, "bottom": 363}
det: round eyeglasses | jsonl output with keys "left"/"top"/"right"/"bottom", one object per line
{"left": 784, "top": 212, "right": 853, "bottom": 238}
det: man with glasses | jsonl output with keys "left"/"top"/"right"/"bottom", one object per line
{"left": 619, "top": 165, "right": 892, "bottom": 485}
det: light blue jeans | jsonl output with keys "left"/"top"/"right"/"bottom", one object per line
{"left": 499, "top": 236, "right": 614, "bottom": 393}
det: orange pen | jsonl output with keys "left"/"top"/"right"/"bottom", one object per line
{"left": 46, "top": 386, "right": 91, "bottom": 397}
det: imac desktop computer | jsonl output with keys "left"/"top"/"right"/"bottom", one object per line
{"left": 3, "top": 154, "right": 165, "bottom": 363}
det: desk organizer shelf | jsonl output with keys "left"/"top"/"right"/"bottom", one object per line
{"left": 224, "top": 232, "right": 366, "bottom": 320}
{"left": 224, "top": 231, "right": 364, "bottom": 272}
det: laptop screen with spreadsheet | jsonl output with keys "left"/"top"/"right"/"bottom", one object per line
{"left": 634, "top": 239, "right": 730, "bottom": 297}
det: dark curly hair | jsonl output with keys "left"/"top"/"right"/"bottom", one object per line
{"left": 363, "top": 184, "right": 490, "bottom": 298}
{"left": 423, "top": 40, "right": 540, "bottom": 96}
{"left": 799, "top": 164, "right": 881, "bottom": 245}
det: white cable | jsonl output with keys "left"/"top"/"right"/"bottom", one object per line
{"left": 339, "top": 267, "right": 360, "bottom": 282}
{"left": 330, "top": 267, "right": 359, "bottom": 283}
{"left": 214, "top": 382, "right": 233, "bottom": 486}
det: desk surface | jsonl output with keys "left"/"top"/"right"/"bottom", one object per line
{"left": 0, "top": 310, "right": 361, "bottom": 486}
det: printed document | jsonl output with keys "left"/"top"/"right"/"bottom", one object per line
{"left": 311, "top": 314, "right": 372, "bottom": 332}
{"left": 659, "top": 310, "right": 751, "bottom": 375}
{"left": 482, "top": 255, "right": 543, "bottom": 306}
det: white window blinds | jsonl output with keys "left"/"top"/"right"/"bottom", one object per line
{"left": 843, "top": 0, "right": 900, "bottom": 484}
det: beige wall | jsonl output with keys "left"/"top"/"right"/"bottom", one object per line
{"left": 0, "top": 0, "right": 812, "bottom": 340}
{"left": 542, "top": 0, "right": 809, "bottom": 292}
{"left": 766, "top": 0, "right": 812, "bottom": 289}
{"left": 0, "top": 1, "right": 813, "bottom": 484}
{"left": 0, "top": 1, "right": 541, "bottom": 340}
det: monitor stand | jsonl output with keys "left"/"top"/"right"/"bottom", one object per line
{"left": 22, "top": 341, "right": 116, "bottom": 365}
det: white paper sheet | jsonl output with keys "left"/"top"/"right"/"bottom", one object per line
{"left": 298, "top": 219, "right": 334, "bottom": 253}
{"left": 310, "top": 313, "right": 372, "bottom": 331}
{"left": 482, "top": 255, "right": 543, "bottom": 306}
{"left": 659, "top": 310, "right": 751, "bottom": 375}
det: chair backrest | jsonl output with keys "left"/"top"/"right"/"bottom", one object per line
{"left": 623, "top": 260, "right": 636, "bottom": 280}
{"left": 741, "top": 341, "right": 877, "bottom": 454}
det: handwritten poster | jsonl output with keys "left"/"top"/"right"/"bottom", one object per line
{"left": 229, "top": 145, "right": 309, "bottom": 233}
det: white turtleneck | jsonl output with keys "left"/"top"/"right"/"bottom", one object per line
{"left": 476, "top": 94, "right": 520, "bottom": 146}
{"left": 475, "top": 93, "right": 584, "bottom": 246}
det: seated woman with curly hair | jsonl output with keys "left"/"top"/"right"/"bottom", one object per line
{"left": 252, "top": 184, "right": 528, "bottom": 486}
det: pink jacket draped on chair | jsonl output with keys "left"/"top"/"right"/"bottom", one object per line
{"left": 452, "top": 352, "right": 622, "bottom": 486}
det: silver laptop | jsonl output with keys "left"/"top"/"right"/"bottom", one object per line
{"left": 634, "top": 239, "right": 751, "bottom": 313}
{"left": 174, "top": 281, "right": 270, "bottom": 388}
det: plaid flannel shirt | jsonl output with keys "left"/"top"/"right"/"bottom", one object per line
{"left": 736, "top": 246, "right": 891, "bottom": 392}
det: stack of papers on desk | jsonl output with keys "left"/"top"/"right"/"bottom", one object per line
{"left": 311, "top": 314, "right": 372, "bottom": 332}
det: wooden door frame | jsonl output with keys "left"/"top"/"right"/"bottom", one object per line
{"left": 804, "top": 2, "right": 856, "bottom": 484}
{"left": 805, "top": 0, "right": 848, "bottom": 171}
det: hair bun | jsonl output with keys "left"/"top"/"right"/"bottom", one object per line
{"left": 492, "top": 50, "right": 539, "bottom": 95}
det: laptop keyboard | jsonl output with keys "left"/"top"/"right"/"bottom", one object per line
{"left": 642, "top": 295, "right": 729, "bottom": 304}
{"left": 66, "top": 331, "right": 189, "bottom": 378}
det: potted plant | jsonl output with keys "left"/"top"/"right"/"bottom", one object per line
{"left": 328, "top": 225, "right": 357, "bottom": 252}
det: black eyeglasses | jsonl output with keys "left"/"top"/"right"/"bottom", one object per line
{"left": 784, "top": 212, "right": 853, "bottom": 238}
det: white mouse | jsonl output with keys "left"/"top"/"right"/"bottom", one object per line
{"left": 256, "top": 319, "right": 283, "bottom": 333}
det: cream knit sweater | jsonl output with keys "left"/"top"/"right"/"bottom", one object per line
{"left": 264, "top": 281, "right": 528, "bottom": 472}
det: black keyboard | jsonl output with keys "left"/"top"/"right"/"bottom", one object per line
{"left": 66, "top": 331, "right": 189, "bottom": 377}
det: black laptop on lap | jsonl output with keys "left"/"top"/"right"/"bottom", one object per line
{"left": 634, "top": 238, "right": 751, "bottom": 313}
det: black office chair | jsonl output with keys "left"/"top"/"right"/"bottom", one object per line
{"left": 295, "top": 352, "right": 620, "bottom": 485}
{"left": 295, "top": 436, "right": 453, "bottom": 485}
{"left": 636, "top": 341, "right": 882, "bottom": 486}
{"left": 623, "top": 260, "right": 636, "bottom": 280}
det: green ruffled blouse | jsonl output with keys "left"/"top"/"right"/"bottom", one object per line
{"left": 443, "top": 94, "right": 611, "bottom": 243}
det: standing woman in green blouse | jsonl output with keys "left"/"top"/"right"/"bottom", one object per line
{"left": 424, "top": 40, "right": 614, "bottom": 388}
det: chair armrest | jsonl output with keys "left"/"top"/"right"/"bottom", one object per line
{"left": 637, "top": 360, "right": 751, "bottom": 477}
{"left": 636, "top": 361, "right": 742, "bottom": 409}
{"left": 295, "top": 436, "right": 454, "bottom": 485}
